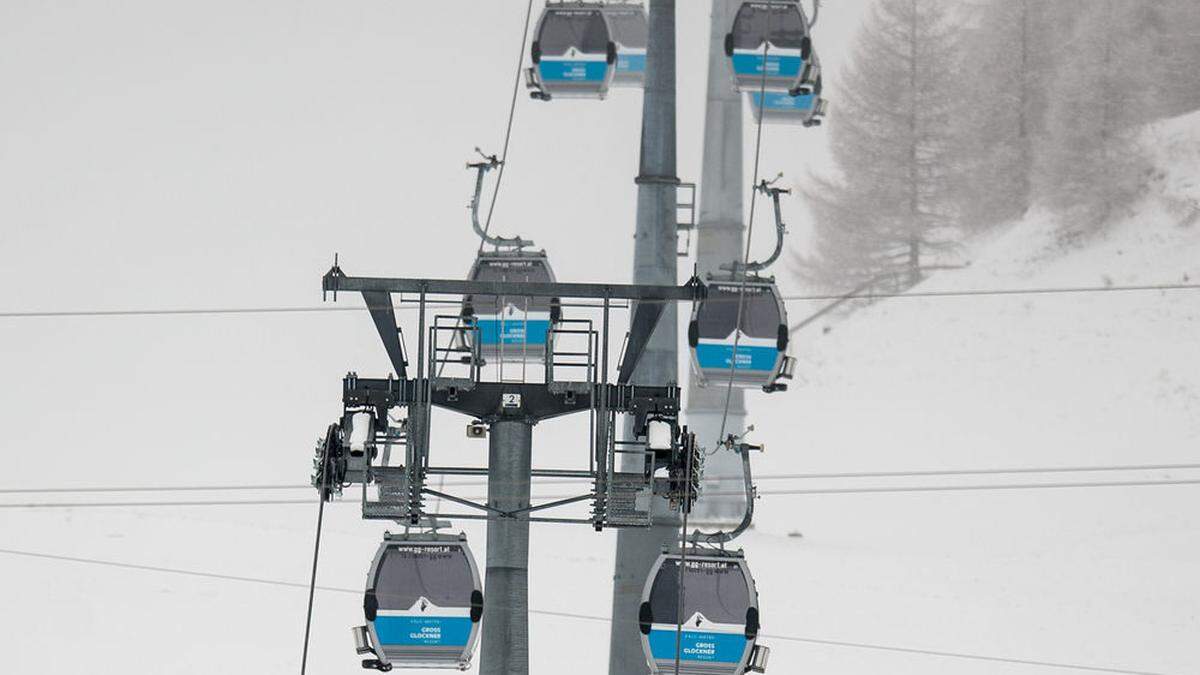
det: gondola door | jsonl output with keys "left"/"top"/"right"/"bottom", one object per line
{"left": 605, "top": 3, "right": 648, "bottom": 87}
{"left": 363, "top": 536, "right": 484, "bottom": 669}
{"left": 639, "top": 551, "right": 760, "bottom": 674}
{"left": 688, "top": 279, "right": 788, "bottom": 390}
{"left": 531, "top": 4, "right": 616, "bottom": 98}
{"left": 726, "top": 1, "right": 812, "bottom": 93}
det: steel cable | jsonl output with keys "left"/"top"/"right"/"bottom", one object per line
{"left": 0, "top": 547, "right": 1167, "bottom": 674}
{"left": 475, "top": 0, "right": 537, "bottom": 254}
{"left": 2, "top": 281, "right": 1198, "bottom": 320}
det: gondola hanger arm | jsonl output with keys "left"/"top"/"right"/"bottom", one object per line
{"left": 723, "top": 174, "right": 788, "bottom": 276}
{"left": 691, "top": 430, "right": 758, "bottom": 545}
{"left": 467, "top": 148, "right": 534, "bottom": 249}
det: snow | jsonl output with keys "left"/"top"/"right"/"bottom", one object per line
{"left": 744, "top": 110, "right": 1200, "bottom": 673}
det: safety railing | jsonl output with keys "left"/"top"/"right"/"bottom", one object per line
{"left": 544, "top": 317, "right": 596, "bottom": 385}
{"left": 428, "top": 314, "right": 482, "bottom": 384}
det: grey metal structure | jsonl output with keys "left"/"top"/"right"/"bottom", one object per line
{"left": 313, "top": 263, "right": 707, "bottom": 674}
{"left": 609, "top": 1, "right": 682, "bottom": 673}
{"left": 479, "top": 420, "right": 531, "bottom": 674}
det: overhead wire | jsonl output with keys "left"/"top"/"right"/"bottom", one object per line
{"left": 446, "top": 0, "right": 535, "bottom": 383}
{"left": 759, "top": 633, "right": 1166, "bottom": 675}
{"left": 298, "top": 438, "right": 331, "bottom": 675}
{"left": 756, "top": 461, "right": 1200, "bottom": 481}
{"left": 0, "top": 499, "right": 313, "bottom": 509}
{"left": 1, "top": 281, "right": 1197, "bottom": 320}
{"left": 0, "top": 305, "right": 386, "bottom": 319}
{"left": 781, "top": 281, "right": 1200, "bottom": 303}
{"left": 676, "top": 15, "right": 768, "bottom": 667}
{"left": 6, "top": 462, "right": 1200, "bottom": 499}
{"left": 759, "top": 477, "right": 1200, "bottom": 496}
{"left": 0, "top": 483, "right": 315, "bottom": 494}
{"left": 0, "top": 547, "right": 1166, "bottom": 675}
{"left": 5, "top": 476, "right": 1200, "bottom": 510}
{"left": 715, "top": 7, "right": 773, "bottom": 449}
{"left": 691, "top": 0, "right": 782, "bottom": 567}
{"left": 9, "top": 461, "right": 1200, "bottom": 493}
{"left": 475, "top": 0, "right": 536, "bottom": 254}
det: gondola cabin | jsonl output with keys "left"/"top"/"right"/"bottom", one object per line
{"left": 747, "top": 90, "right": 827, "bottom": 126}
{"left": 688, "top": 277, "right": 792, "bottom": 392}
{"left": 638, "top": 549, "right": 767, "bottom": 674}
{"left": 462, "top": 251, "right": 561, "bottom": 365}
{"left": 725, "top": 1, "right": 818, "bottom": 95}
{"left": 604, "top": 3, "right": 648, "bottom": 87}
{"left": 359, "top": 535, "right": 484, "bottom": 670}
{"left": 529, "top": 3, "right": 616, "bottom": 99}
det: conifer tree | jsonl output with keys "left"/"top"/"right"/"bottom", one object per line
{"left": 1035, "top": 0, "right": 1157, "bottom": 232}
{"left": 799, "top": 0, "right": 961, "bottom": 288}
{"left": 952, "top": 0, "right": 1062, "bottom": 229}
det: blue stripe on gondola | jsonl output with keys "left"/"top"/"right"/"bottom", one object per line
{"left": 731, "top": 52, "right": 803, "bottom": 78}
{"left": 617, "top": 53, "right": 646, "bottom": 74}
{"left": 374, "top": 616, "right": 473, "bottom": 647}
{"left": 538, "top": 60, "right": 608, "bottom": 82}
{"left": 476, "top": 318, "right": 550, "bottom": 346}
{"left": 752, "top": 90, "right": 816, "bottom": 111}
{"left": 648, "top": 628, "right": 747, "bottom": 664}
{"left": 695, "top": 343, "right": 778, "bottom": 371}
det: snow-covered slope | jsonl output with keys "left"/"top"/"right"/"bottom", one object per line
{"left": 768, "top": 111, "right": 1200, "bottom": 473}
{"left": 744, "top": 110, "right": 1200, "bottom": 674}
{"left": 3, "top": 120, "right": 1198, "bottom": 675}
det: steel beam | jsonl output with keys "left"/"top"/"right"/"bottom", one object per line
{"left": 617, "top": 301, "right": 667, "bottom": 384}
{"left": 610, "top": 2, "right": 681, "bottom": 673}
{"left": 341, "top": 376, "right": 679, "bottom": 422}
{"left": 360, "top": 291, "right": 408, "bottom": 379}
{"left": 324, "top": 269, "right": 703, "bottom": 302}
{"left": 479, "top": 419, "right": 533, "bottom": 675}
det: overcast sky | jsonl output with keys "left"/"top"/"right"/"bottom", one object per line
{"left": 0, "top": 0, "right": 868, "bottom": 482}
